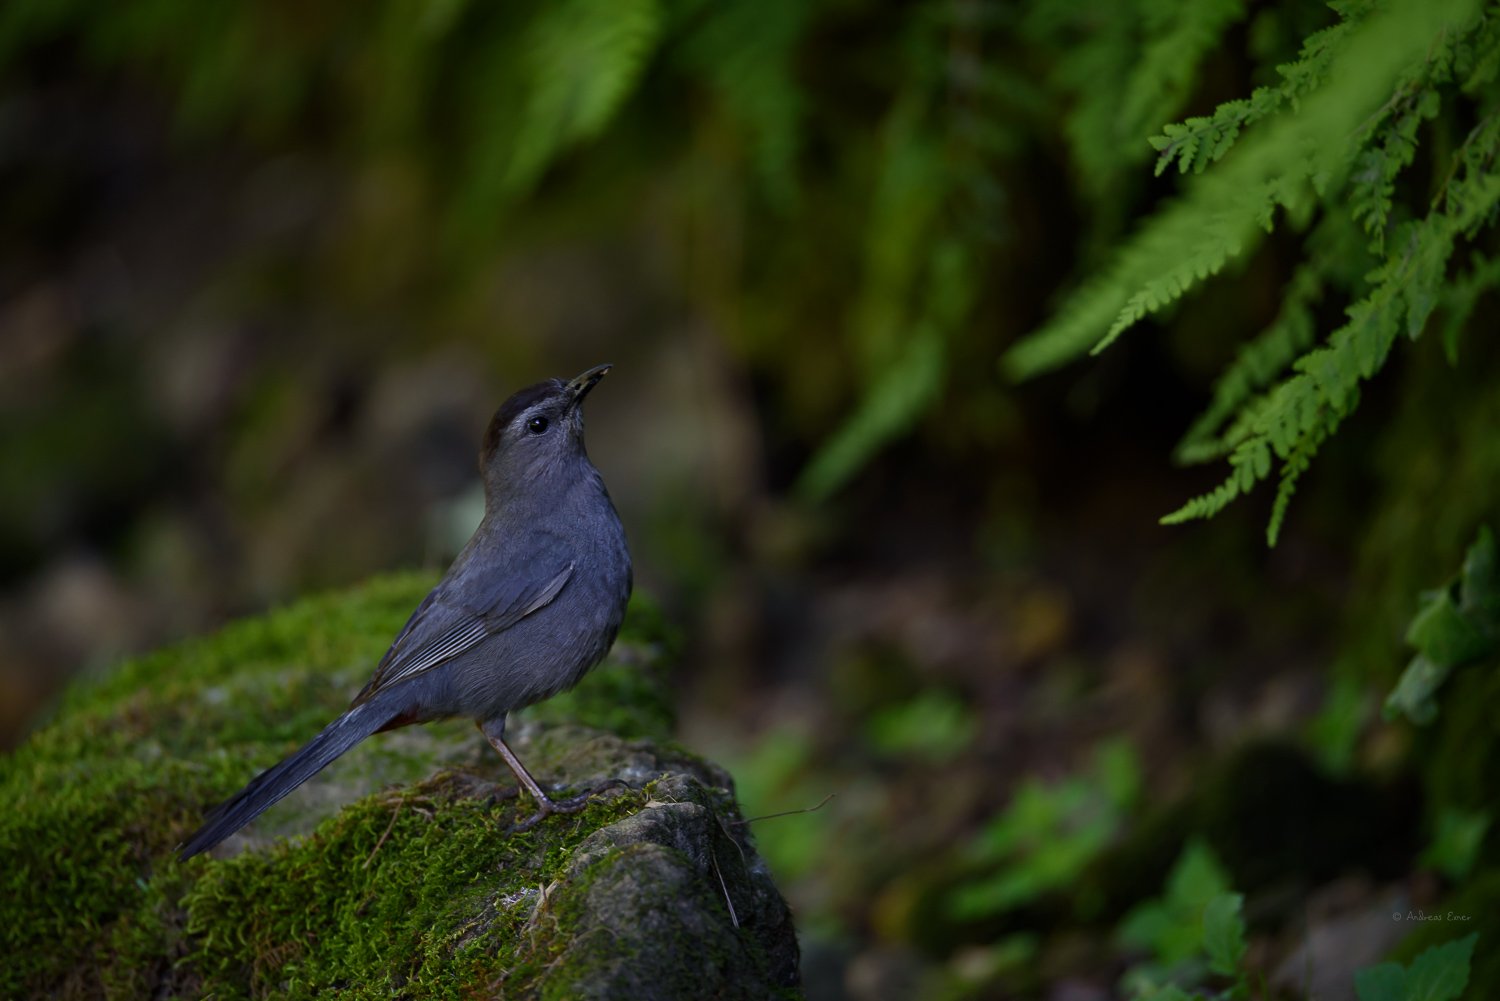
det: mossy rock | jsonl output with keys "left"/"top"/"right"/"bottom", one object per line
{"left": 0, "top": 573, "right": 800, "bottom": 999}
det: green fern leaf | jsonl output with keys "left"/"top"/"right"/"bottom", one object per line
{"left": 1266, "top": 422, "right": 1330, "bottom": 546}
{"left": 1150, "top": 96, "right": 1266, "bottom": 177}
{"left": 502, "top": 0, "right": 663, "bottom": 195}
{"left": 1175, "top": 264, "right": 1323, "bottom": 463}
{"left": 1008, "top": 0, "right": 1478, "bottom": 379}
{"left": 797, "top": 241, "right": 976, "bottom": 500}
{"left": 1169, "top": 109, "right": 1500, "bottom": 541}
{"left": 1349, "top": 88, "right": 1439, "bottom": 253}
{"left": 684, "top": 0, "right": 811, "bottom": 209}
{"left": 1437, "top": 252, "right": 1500, "bottom": 362}
{"left": 1147, "top": 0, "right": 1378, "bottom": 178}
{"left": 1119, "top": 0, "right": 1247, "bottom": 148}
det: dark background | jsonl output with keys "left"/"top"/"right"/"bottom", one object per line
{"left": 2, "top": 1, "right": 1497, "bottom": 998}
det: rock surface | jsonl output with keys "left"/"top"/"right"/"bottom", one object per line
{"left": 0, "top": 573, "right": 800, "bottom": 999}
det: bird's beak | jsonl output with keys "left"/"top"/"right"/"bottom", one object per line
{"left": 566, "top": 364, "right": 612, "bottom": 408}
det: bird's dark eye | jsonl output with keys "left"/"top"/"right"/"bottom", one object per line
{"left": 527, "top": 416, "right": 549, "bottom": 435}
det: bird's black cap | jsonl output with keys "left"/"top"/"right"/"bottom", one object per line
{"left": 481, "top": 365, "right": 612, "bottom": 463}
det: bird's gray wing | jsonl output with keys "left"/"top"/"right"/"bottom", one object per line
{"left": 351, "top": 534, "right": 575, "bottom": 705}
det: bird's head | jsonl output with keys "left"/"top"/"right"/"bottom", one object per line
{"left": 479, "top": 363, "right": 611, "bottom": 500}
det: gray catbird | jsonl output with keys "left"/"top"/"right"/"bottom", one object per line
{"left": 178, "top": 364, "right": 632, "bottom": 859}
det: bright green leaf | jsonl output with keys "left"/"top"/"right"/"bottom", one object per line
{"left": 1420, "top": 808, "right": 1491, "bottom": 881}
{"left": 1165, "top": 839, "right": 1233, "bottom": 908}
{"left": 1355, "top": 933, "right": 1478, "bottom": 1001}
{"left": 1405, "top": 932, "right": 1478, "bottom": 1001}
{"left": 1202, "top": 892, "right": 1247, "bottom": 975}
{"left": 1355, "top": 962, "right": 1407, "bottom": 1001}
{"left": 1118, "top": 839, "right": 1234, "bottom": 967}
{"left": 1384, "top": 654, "right": 1449, "bottom": 724}
{"left": 1405, "top": 588, "right": 1492, "bottom": 665}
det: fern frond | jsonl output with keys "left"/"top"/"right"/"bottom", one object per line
{"left": 1436, "top": 251, "right": 1500, "bottom": 362}
{"left": 1164, "top": 109, "right": 1500, "bottom": 540}
{"left": 1025, "top": 0, "right": 1253, "bottom": 203}
{"left": 1277, "top": 0, "right": 1381, "bottom": 100}
{"left": 796, "top": 241, "right": 975, "bottom": 500}
{"left": 1119, "top": 0, "right": 1247, "bottom": 149}
{"left": 1147, "top": 1, "right": 1373, "bottom": 176}
{"left": 1021, "top": 0, "right": 1142, "bottom": 201}
{"left": 1350, "top": 88, "right": 1441, "bottom": 252}
{"left": 1160, "top": 437, "right": 1270, "bottom": 526}
{"left": 1266, "top": 422, "right": 1331, "bottom": 546}
{"left": 503, "top": 0, "right": 663, "bottom": 195}
{"left": 1006, "top": 0, "right": 1481, "bottom": 379}
{"left": 1003, "top": 184, "right": 1251, "bottom": 377}
{"left": 683, "top": 0, "right": 811, "bottom": 209}
{"left": 1455, "top": 5, "right": 1500, "bottom": 90}
{"left": 1175, "top": 263, "right": 1323, "bottom": 464}
{"left": 1149, "top": 97, "right": 1260, "bottom": 177}
{"left": 849, "top": 99, "right": 950, "bottom": 380}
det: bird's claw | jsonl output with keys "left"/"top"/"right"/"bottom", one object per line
{"left": 512, "top": 778, "right": 631, "bottom": 832}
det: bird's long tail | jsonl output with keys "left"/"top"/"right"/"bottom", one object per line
{"left": 178, "top": 689, "right": 406, "bottom": 860}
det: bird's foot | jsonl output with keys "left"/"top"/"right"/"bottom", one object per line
{"left": 513, "top": 778, "right": 631, "bottom": 833}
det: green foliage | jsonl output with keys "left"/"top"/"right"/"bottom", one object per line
{"left": 1201, "top": 892, "right": 1249, "bottom": 976}
{"left": 1145, "top": 3, "right": 1373, "bottom": 180}
{"left": 1007, "top": 0, "right": 1500, "bottom": 544}
{"left": 1118, "top": 839, "right": 1233, "bottom": 968}
{"left": 1387, "top": 525, "right": 1500, "bottom": 723}
{"left": 15, "top": 0, "right": 1489, "bottom": 521}
{"left": 716, "top": 726, "right": 827, "bottom": 882}
{"left": 794, "top": 3, "right": 1000, "bottom": 500}
{"left": 1025, "top": 0, "right": 1249, "bottom": 204}
{"left": 500, "top": 0, "right": 664, "bottom": 200}
{"left": 1305, "top": 674, "right": 1376, "bottom": 774}
{"left": 864, "top": 689, "right": 978, "bottom": 763}
{"left": 0, "top": 0, "right": 810, "bottom": 247}
{"left": 1121, "top": 0, "right": 1248, "bottom": 163}
{"left": 798, "top": 238, "right": 971, "bottom": 500}
{"left": 1421, "top": 806, "right": 1493, "bottom": 880}
{"left": 1, "top": 0, "right": 1495, "bottom": 528}
{"left": 1116, "top": 839, "right": 1250, "bottom": 1000}
{"left": 1173, "top": 259, "right": 1324, "bottom": 466}
{"left": 947, "top": 740, "right": 1141, "bottom": 920}
{"left": 1355, "top": 933, "right": 1479, "bottom": 1001}
{"left": 681, "top": 0, "right": 811, "bottom": 210}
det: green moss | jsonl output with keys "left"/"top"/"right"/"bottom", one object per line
{"left": 181, "top": 776, "right": 649, "bottom": 999}
{"left": 0, "top": 574, "right": 798, "bottom": 998}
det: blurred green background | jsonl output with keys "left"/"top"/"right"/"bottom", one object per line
{"left": 2, "top": 0, "right": 1498, "bottom": 998}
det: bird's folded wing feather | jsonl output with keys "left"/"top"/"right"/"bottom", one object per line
{"left": 352, "top": 534, "right": 576, "bottom": 705}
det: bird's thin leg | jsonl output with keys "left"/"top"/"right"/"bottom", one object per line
{"left": 481, "top": 726, "right": 556, "bottom": 807}
{"left": 477, "top": 722, "right": 627, "bottom": 830}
